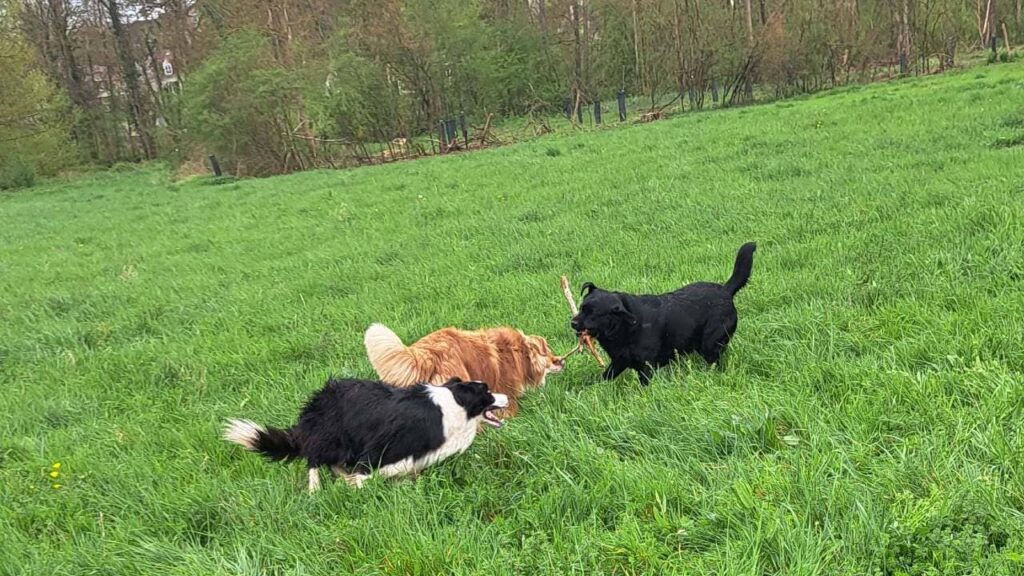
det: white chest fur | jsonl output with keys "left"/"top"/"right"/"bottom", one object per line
{"left": 376, "top": 386, "right": 479, "bottom": 479}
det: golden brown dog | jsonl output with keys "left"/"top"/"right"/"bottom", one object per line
{"left": 364, "top": 323, "right": 564, "bottom": 417}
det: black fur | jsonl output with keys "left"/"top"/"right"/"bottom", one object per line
{"left": 240, "top": 376, "right": 497, "bottom": 475}
{"left": 248, "top": 426, "right": 298, "bottom": 462}
{"left": 571, "top": 242, "right": 756, "bottom": 385}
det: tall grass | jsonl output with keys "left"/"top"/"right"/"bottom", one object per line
{"left": 2, "top": 63, "right": 1024, "bottom": 575}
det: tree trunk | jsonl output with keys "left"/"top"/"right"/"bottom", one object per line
{"left": 102, "top": 58, "right": 130, "bottom": 160}
{"left": 979, "top": 0, "right": 993, "bottom": 46}
{"left": 27, "top": 0, "right": 101, "bottom": 159}
{"left": 744, "top": 0, "right": 754, "bottom": 100}
{"left": 265, "top": 0, "right": 318, "bottom": 165}
{"left": 571, "top": 0, "right": 583, "bottom": 120}
{"left": 632, "top": 0, "right": 644, "bottom": 94}
{"left": 168, "top": 0, "right": 192, "bottom": 77}
{"left": 582, "top": 0, "right": 590, "bottom": 98}
{"left": 538, "top": 0, "right": 547, "bottom": 41}
{"left": 902, "top": 0, "right": 912, "bottom": 60}
{"left": 744, "top": 0, "right": 754, "bottom": 45}
{"left": 103, "top": 0, "right": 157, "bottom": 160}
{"left": 671, "top": 0, "right": 687, "bottom": 100}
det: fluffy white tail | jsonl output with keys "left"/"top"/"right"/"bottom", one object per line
{"left": 364, "top": 323, "right": 420, "bottom": 386}
{"left": 223, "top": 418, "right": 264, "bottom": 450}
{"left": 222, "top": 418, "right": 299, "bottom": 461}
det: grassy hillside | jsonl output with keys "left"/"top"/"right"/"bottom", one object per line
{"left": 2, "top": 63, "right": 1024, "bottom": 575}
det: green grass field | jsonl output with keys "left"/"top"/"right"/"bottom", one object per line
{"left": 3, "top": 62, "right": 1024, "bottom": 575}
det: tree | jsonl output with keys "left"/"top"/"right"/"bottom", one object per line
{"left": 183, "top": 28, "right": 306, "bottom": 176}
{"left": 100, "top": 0, "right": 156, "bottom": 159}
{"left": 0, "top": 3, "right": 75, "bottom": 186}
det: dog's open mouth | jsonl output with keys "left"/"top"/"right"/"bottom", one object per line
{"left": 483, "top": 409, "right": 504, "bottom": 428}
{"left": 483, "top": 393, "right": 509, "bottom": 428}
{"left": 548, "top": 357, "right": 566, "bottom": 373}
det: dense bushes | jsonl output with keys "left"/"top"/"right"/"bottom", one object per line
{"left": 182, "top": 31, "right": 301, "bottom": 177}
{"left": 0, "top": 26, "right": 75, "bottom": 189}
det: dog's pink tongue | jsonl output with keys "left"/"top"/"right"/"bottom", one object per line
{"left": 484, "top": 410, "right": 504, "bottom": 428}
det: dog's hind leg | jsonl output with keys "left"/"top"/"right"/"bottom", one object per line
{"left": 307, "top": 467, "right": 322, "bottom": 493}
{"left": 699, "top": 326, "right": 732, "bottom": 367}
{"left": 330, "top": 464, "right": 370, "bottom": 488}
{"left": 344, "top": 472, "right": 369, "bottom": 489}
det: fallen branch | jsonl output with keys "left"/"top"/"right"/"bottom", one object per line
{"left": 560, "top": 275, "right": 605, "bottom": 367}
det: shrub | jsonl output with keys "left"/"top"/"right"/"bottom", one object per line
{"left": 0, "top": 154, "right": 36, "bottom": 190}
{"left": 183, "top": 29, "right": 300, "bottom": 177}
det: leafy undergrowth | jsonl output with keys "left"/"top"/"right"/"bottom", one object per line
{"left": 2, "top": 63, "right": 1024, "bottom": 575}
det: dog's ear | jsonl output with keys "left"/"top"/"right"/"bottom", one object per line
{"left": 580, "top": 282, "right": 598, "bottom": 296}
{"left": 613, "top": 298, "right": 638, "bottom": 326}
{"left": 443, "top": 376, "right": 463, "bottom": 385}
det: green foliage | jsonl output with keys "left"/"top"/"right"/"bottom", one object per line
{"left": 311, "top": 39, "right": 403, "bottom": 142}
{"left": 0, "top": 21, "right": 75, "bottom": 177}
{"left": 882, "top": 500, "right": 1010, "bottom": 575}
{"left": 3, "top": 62, "right": 1024, "bottom": 575}
{"left": 0, "top": 152, "right": 35, "bottom": 190}
{"left": 182, "top": 29, "right": 300, "bottom": 176}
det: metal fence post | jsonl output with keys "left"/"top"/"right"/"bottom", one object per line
{"left": 208, "top": 155, "right": 222, "bottom": 177}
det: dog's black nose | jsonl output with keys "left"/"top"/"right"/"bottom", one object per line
{"left": 570, "top": 316, "right": 582, "bottom": 331}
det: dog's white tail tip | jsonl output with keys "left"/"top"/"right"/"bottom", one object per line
{"left": 222, "top": 418, "right": 264, "bottom": 450}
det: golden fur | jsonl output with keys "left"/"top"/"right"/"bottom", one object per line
{"left": 364, "top": 323, "right": 563, "bottom": 417}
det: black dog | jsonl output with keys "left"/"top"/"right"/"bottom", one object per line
{"left": 223, "top": 377, "right": 507, "bottom": 492}
{"left": 571, "top": 242, "right": 756, "bottom": 385}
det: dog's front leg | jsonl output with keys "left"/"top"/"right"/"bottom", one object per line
{"left": 602, "top": 362, "right": 626, "bottom": 380}
{"left": 636, "top": 365, "right": 654, "bottom": 386}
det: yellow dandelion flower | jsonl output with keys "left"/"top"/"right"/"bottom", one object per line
{"left": 49, "top": 470, "right": 60, "bottom": 478}
{"left": 52, "top": 484, "right": 62, "bottom": 489}
{"left": 52, "top": 462, "right": 61, "bottom": 469}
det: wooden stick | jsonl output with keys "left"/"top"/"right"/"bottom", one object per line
{"left": 560, "top": 275, "right": 606, "bottom": 367}
{"left": 478, "top": 113, "right": 493, "bottom": 147}
{"left": 560, "top": 275, "right": 580, "bottom": 316}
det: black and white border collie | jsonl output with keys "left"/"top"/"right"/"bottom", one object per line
{"left": 223, "top": 377, "right": 508, "bottom": 492}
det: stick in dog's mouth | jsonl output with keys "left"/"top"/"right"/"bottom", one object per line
{"left": 560, "top": 276, "right": 606, "bottom": 367}
{"left": 559, "top": 341, "right": 584, "bottom": 360}
{"left": 557, "top": 330, "right": 602, "bottom": 366}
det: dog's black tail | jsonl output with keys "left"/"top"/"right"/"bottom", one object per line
{"left": 222, "top": 419, "right": 300, "bottom": 462}
{"left": 723, "top": 242, "right": 757, "bottom": 296}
